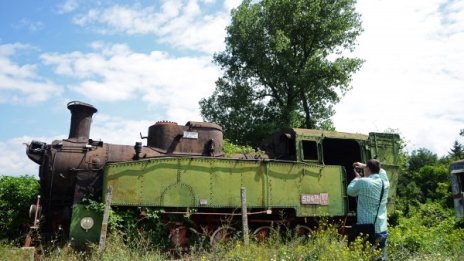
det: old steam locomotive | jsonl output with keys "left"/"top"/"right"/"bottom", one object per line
{"left": 26, "top": 101, "right": 400, "bottom": 246}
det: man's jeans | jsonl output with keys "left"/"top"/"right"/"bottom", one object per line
{"left": 375, "top": 231, "right": 388, "bottom": 261}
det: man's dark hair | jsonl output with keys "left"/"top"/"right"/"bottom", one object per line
{"left": 366, "top": 159, "right": 381, "bottom": 173}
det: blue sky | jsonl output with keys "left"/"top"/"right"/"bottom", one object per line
{"left": 1, "top": 0, "right": 463, "bottom": 176}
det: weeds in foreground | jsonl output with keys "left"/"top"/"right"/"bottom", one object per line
{"left": 1, "top": 223, "right": 379, "bottom": 261}
{"left": 2, "top": 203, "right": 464, "bottom": 261}
{"left": 188, "top": 223, "right": 381, "bottom": 261}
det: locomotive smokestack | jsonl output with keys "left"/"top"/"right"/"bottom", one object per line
{"left": 67, "top": 101, "right": 98, "bottom": 142}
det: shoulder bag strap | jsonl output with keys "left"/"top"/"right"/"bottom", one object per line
{"left": 373, "top": 180, "right": 385, "bottom": 227}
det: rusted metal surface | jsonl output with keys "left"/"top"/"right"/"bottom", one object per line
{"left": 147, "top": 120, "right": 223, "bottom": 156}
{"left": 67, "top": 101, "right": 97, "bottom": 142}
{"left": 169, "top": 225, "right": 189, "bottom": 246}
{"left": 159, "top": 210, "right": 270, "bottom": 216}
{"left": 23, "top": 195, "right": 41, "bottom": 248}
{"left": 25, "top": 101, "right": 226, "bottom": 239}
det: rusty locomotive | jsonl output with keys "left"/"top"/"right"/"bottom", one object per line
{"left": 26, "top": 101, "right": 400, "bottom": 246}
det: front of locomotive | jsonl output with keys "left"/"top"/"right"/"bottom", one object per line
{"left": 26, "top": 101, "right": 102, "bottom": 241}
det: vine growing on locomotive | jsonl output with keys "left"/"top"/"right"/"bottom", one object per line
{"left": 26, "top": 101, "right": 400, "bottom": 246}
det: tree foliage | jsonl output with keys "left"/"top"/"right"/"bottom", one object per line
{"left": 449, "top": 140, "right": 464, "bottom": 160}
{"left": 0, "top": 175, "right": 39, "bottom": 241}
{"left": 200, "top": 0, "right": 363, "bottom": 146}
{"left": 407, "top": 148, "right": 438, "bottom": 173}
{"left": 397, "top": 146, "right": 456, "bottom": 213}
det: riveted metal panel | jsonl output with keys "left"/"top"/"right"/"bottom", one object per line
{"left": 104, "top": 161, "right": 148, "bottom": 205}
{"left": 172, "top": 158, "right": 212, "bottom": 206}
{"left": 104, "top": 158, "right": 268, "bottom": 208}
{"left": 297, "top": 164, "right": 345, "bottom": 217}
{"left": 240, "top": 161, "right": 266, "bottom": 207}
{"left": 383, "top": 164, "right": 400, "bottom": 213}
{"left": 266, "top": 162, "right": 303, "bottom": 207}
{"left": 368, "top": 132, "right": 400, "bottom": 166}
{"left": 69, "top": 204, "right": 102, "bottom": 247}
{"left": 103, "top": 157, "right": 346, "bottom": 217}
{"left": 209, "top": 159, "right": 264, "bottom": 207}
{"left": 368, "top": 133, "right": 401, "bottom": 213}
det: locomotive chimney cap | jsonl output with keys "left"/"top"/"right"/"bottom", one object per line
{"left": 67, "top": 101, "right": 98, "bottom": 141}
{"left": 67, "top": 101, "right": 98, "bottom": 113}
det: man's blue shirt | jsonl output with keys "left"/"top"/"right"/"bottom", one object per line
{"left": 347, "top": 169, "right": 389, "bottom": 233}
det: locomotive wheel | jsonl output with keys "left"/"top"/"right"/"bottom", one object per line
{"left": 210, "top": 226, "right": 236, "bottom": 246}
{"left": 294, "top": 225, "right": 313, "bottom": 238}
{"left": 169, "top": 225, "right": 189, "bottom": 247}
{"left": 253, "top": 226, "right": 276, "bottom": 241}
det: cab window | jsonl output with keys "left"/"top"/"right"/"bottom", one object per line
{"left": 302, "top": 140, "right": 318, "bottom": 161}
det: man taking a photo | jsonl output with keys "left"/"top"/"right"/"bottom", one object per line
{"left": 348, "top": 159, "right": 389, "bottom": 260}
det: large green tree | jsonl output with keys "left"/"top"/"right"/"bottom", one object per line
{"left": 200, "top": 0, "right": 363, "bottom": 145}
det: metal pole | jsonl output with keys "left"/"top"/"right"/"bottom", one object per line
{"left": 32, "top": 195, "right": 41, "bottom": 228}
{"left": 99, "top": 186, "right": 113, "bottom": 252}
{"left": 241, "top": 187, "right": 249, "bottom": 245}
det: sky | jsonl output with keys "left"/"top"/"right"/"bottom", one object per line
{"left": 0, "top": 0, "right": 463, "bottom": 177}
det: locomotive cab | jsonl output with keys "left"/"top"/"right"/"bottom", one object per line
{"left": 262, "top": 129, "right": 400, "bottom": 213}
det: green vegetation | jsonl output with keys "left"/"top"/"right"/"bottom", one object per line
{"left": 389, "top": 202, "right": 464, "bottom": 260}
{"left": 1, "top": 211, "right": 462, "bottom": 261}
{"left": 0, "top": 175, "right": 38, "bottom": 243}
{"left": 200, "top": 0, "right": 363, "bottom": 146}
{"left": 0, "top": 224, "right": 380, "bottom": 261}
{"left": 223, "top": 139, "right": 255, "bottom": 156}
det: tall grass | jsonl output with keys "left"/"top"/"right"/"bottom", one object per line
{"left": 2, "top": 202, "right": 463, "bottom": 260}
{"left": 0, "top": 223, "right": 379, "bottom": 261}
{"left": 187, "top": 224, "right": 381, "bottom": 261}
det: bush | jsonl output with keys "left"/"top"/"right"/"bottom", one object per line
{"left": 107, "top": 207, "right": 170, "bottom": 251}
{"left": 0, "top": 175, "right": 39, "bottom": 242}
{"left": 223, "top": 139, "right": 255, "bottom": 156}
{"left": 388, "top": 202, "right": 464, "bottom": 260}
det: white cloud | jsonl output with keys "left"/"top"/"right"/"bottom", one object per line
{"left": 16, "top": 18, "right": 44, "bottom": 32}
{"left": 58, "top": 0, "right": 79, "bottom": 14}
{"left": 157, "top": 8, "right": 229, "bottom": 53}
{"left": 41, "top": 42, "right": 220, "bottom": 123}
{"left": 0, "top": 43, "right": 62, "bottom": 104}
{"left": 70, "top": 0, "right": 237, "bottom": 54}
{"left": 0, "top": 137, "right": 43, "bottom": 177}
{"left": 224, "top": 0, "right": 241, "bottom": 11}
{"left": 333, "top": 0, "right": 464, "bottom": 156}
{"left": 90, "top": 114, "right": 153, "bottom": 145}
{"left": 437, "top": 0, "right": 464, "bottom": 36}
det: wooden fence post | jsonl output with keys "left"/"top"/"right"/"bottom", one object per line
{"left": 241, "top": 187, "right": 249, "bottom": 246}
{"left": 99, "top": 186, "right": 112, "bottom": 252}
